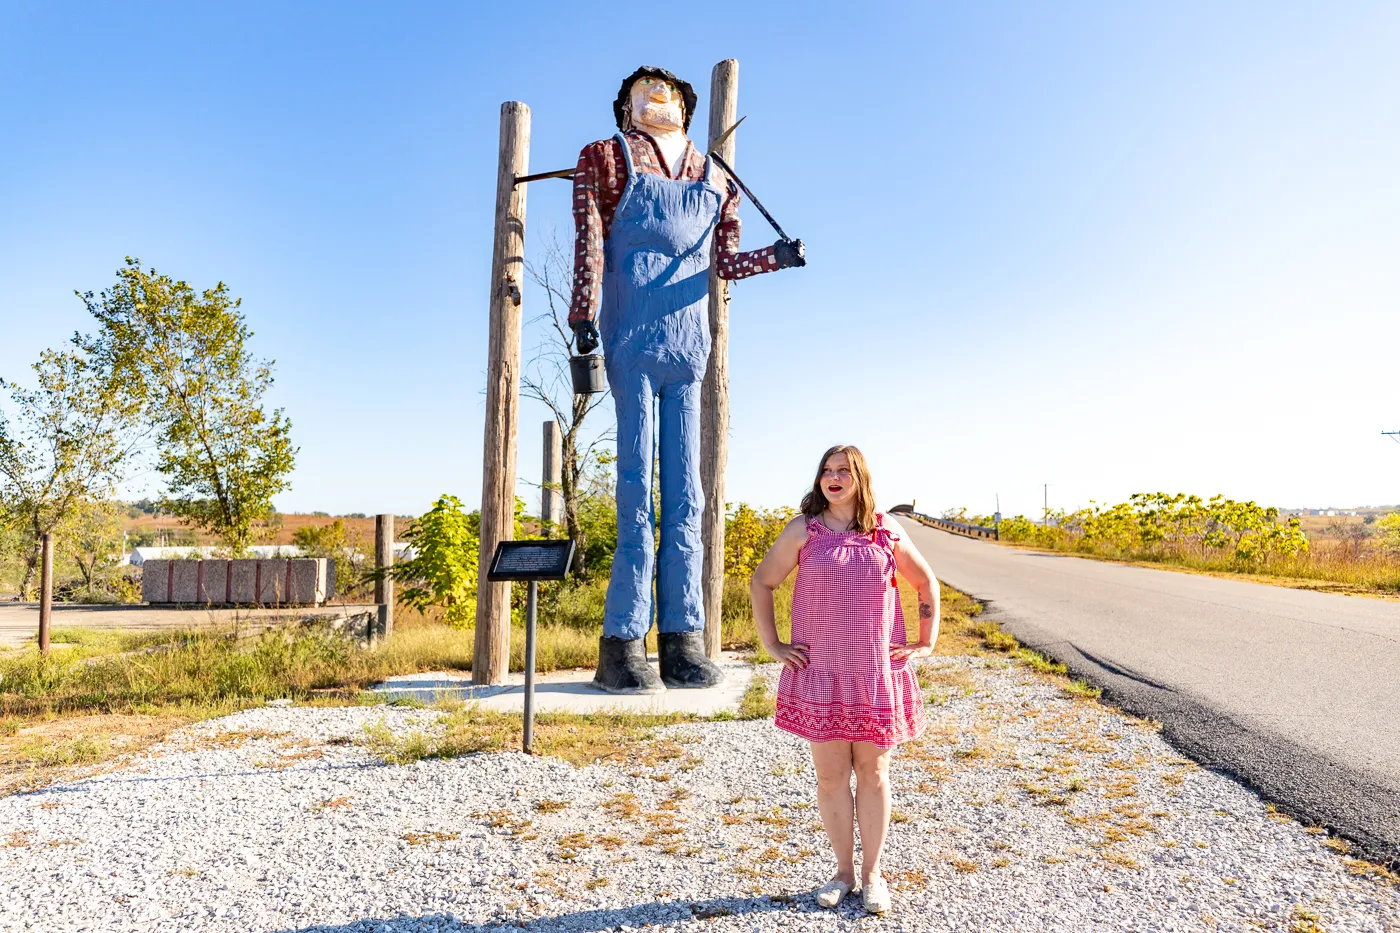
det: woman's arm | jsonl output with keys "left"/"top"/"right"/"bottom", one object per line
{"left": 750, "top": 516, "right": 810, "bottom": 671}
{"left": 886, "top": 515, "right": 940, "bottom": 660}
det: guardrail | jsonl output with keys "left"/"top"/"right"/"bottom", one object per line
{"left": 890, "top": 508, "right": 999, "bottom": 541}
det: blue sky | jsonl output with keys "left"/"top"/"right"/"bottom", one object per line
{"left": 2, "top": 1, "right": 1397, "bottom": 519}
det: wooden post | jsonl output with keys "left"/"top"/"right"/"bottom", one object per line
{"left": 701, "top": 60, "right": 738, "bottom": 659}
{"left": 475, "top": 100, "right": 530, "bottom": 685}
{"left": 541, "top": 420, "right": 562, "bottom": 535}
{"left": 38, "top": 533, "right": 54, "bottom": 656}
{"left": 375, "top": 514, "right": 394, "bottom": 640}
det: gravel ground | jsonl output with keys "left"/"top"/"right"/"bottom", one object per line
{"left": 1, "top": 658, "right": 1396, "bottom": 933}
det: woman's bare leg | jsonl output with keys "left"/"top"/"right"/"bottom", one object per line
{"left": 852, "top": 742, "right": 893, "bottom": 885}
{"left": 809, "top": 740, "right": 856, "bottom": 884}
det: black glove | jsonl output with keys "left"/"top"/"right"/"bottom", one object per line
{"left": 773, "top": 238, "right": 806, "bottom": 269}
{"left": 571, "top": 319, "right": 601, "bottom": 355}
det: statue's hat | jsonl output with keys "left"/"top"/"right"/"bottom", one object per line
{"left": 614, "top": 66, "right": 698, "bottom": 134}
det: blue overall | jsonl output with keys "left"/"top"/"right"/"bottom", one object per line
{"left": 600, "top": 133, "right": 724, "bottom": 640}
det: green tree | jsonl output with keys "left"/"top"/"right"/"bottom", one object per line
{"left": 82, "top": 259, "right": 297, "bottom": 555}
{"left": 391, "top": 495, "right": 481, "bottom": 625}
{"left": 1374, "top": 513, "right": 1400, "bottom": 556}
{"left": 0, "top": 346, "right": 141, "bottom": 598}
{"left": 65, "top": 498, "right": 126, "bottom": 596}
{"left": 292, "top": 518, "right": 369, "bottom": 599}
{"left": 725, "top": 503, "right": 797, "bottom": 577}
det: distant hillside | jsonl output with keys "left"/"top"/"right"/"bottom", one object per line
{"left": 121, "top": 513, "right": 412, "bottom": 548}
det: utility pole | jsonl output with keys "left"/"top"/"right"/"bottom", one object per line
{"left": 375, "top": 514, "right": 394, "bottom": 641}
{"left": 38, "top": 533, "right": 54, "bottom": 656}
{"left": 1043, "top": 484, "right": 1048, "bottom": 526}
{"left": 1384, "top": 430, "right": 1400, "bottom": 444}
{"left": 541, "top": 420, "right": 562, "bottom": 534}
{"left": 700, "top": 58, "right": 739, "bottom": 661}
{"left": 475, "top": 100, "right": 531, "bottom": 685}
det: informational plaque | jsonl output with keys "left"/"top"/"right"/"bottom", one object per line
{"left": 485, "top": 539, "right": 576, "bottom": 582}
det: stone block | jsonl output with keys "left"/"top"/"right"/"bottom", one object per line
{"left": 170, "top": 561, "right": 200, "bottom": 603}
{"left": 258, "top": 560, "right": 286, "bottom": 604}
{"left": 139, "top": 558, "right": 329, "bottom": 606}
{"left": 325, "top": 559, "right": 337, "bottom": 602}
{"left": 199, "top": 560, "right": 230, "bottom": 604}
{"left": 229, "top": 560, "right": 260, "bottom": 604}
{"left": 285, "top": 559, "right": 326, "bottom": 605}
{"left": 141, "top": 560, "right": 170, "bottom": 603}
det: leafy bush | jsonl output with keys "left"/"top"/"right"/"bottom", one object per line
{"left": 994, "top": 492, "right": 1308, "bottom": 565}
{"left": 293, "top": 518, "right": 370, "bottom": 599}
{"left": 724, "top": 503, "right": 797, "bottom": 577}
{"left": 573, "top": 487, "right": 617, "bottom": 580}
{"left": 1375, "top": 513, "right": 1400, "bottom": 556}
{"left": 390, "top": 495, "right": 481, "bottom": 625}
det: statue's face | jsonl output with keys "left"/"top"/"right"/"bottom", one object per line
{"left": 628, "top": 76, "right": 685, "bottom": 134}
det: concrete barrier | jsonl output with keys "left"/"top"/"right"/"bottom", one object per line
{"left": 230, "top": 560, "right": 259, "bottom": 603}
{"left": 198, "top": 560, "right": 230, "bottom": 603}
{"left": 142, "top": 559, "right": 333, "bottom": 606}
{"left": 140, "top": 559, "right": 170, "bottom": 603}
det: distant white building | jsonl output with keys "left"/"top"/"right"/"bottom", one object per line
{"left": 124, "top": 545, "right": 304, "bottom": 566}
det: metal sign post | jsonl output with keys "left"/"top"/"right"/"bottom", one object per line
{"left": 485, "top": 539, "right": 576, "bottom": 753}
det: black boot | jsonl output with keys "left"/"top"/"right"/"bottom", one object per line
{"left": 593, "top": 636, "right": 665, "bottom": 694}
{"left": 658, "top": 632, "right": 725, "bottom": 689}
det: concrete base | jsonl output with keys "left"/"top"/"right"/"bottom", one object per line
{"left": 369, "top": 651, "right": 755, "bottom": 716}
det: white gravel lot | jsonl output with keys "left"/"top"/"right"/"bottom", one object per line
{"left": 1, "top": 658, "right": 1396, "bottom": 933}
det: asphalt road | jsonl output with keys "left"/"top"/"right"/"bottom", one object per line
{"left": 903, "top": 521, "right": 1400, "bottom": 867}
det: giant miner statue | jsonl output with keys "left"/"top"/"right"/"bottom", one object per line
{"left": 568, "top": 65, "right": 806, "bottom": 693}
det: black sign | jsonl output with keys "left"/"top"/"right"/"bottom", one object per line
{"left": 485, "top": 539, "right": 576, "bottom": 582}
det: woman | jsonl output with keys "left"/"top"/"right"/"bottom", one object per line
{"left": 750, "top": 445, "right": 939, "bottom": 915}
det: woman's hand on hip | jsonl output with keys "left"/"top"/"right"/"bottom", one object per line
{"left": 767, "top": 641, "right": 809, "bottom": 671}
{"left": 889, "top": 641, "right": 933, "bottom": 662}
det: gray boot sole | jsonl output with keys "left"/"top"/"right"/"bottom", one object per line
{"left": 591, "top": 680, "right": 667, "bottom": 695}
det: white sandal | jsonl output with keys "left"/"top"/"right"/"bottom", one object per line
{"left": 862, "top": 876, "right": 892, "bottom": 915}
{"left": 813, "top": 877, "right": 856, "bottom": 908}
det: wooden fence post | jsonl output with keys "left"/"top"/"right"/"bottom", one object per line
{"left": 375, "top": 514, "right": 394, "bottom": 640}
{"left": 542, "top": 420, "right": 562, "bottom": 535}
{"left": 701, "top": 59, "right": 738, "bottom": 659}
{"left": 38, "top": 533, "right": 53, "bottom": 656}
{"left": 475, "top": 100, "right": 530, "bottom": 685}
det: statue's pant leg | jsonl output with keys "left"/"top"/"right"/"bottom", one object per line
{"left": 656, "top": 374, "right": 706, "bottom": 635}
{"left": 602, "top": 359, "right": 656, "bottom": 641}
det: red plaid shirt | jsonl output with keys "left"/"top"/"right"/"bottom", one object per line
{"left": 569, "top": 131, "right": 780, "bottom": 325}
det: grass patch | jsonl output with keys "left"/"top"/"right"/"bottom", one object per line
{"left": 971, "top": 621, "right": 1072, "bottom": 677}
{"left": 533, "top": 799, "right": 570, "bottom": 813}
{"left": 737, "top": 677, "right": 776, "bottom": 720}
{"left": 1062, "top": 680, "right": 1103, "bottom": 699}
{"left": 360, "top": 705, "right": 697, "bottom": 768}
{"left": 1289, "top": 905, "right": 1327, "bottom": 933}
{"left": 1341, "top": 857, "right": 1400, "bottom": 886}
{"left": 0, "top": 713, "right": 185, "bottom": 795}
{"left": 0, "top": 619, "right": 479, "bottom": 720}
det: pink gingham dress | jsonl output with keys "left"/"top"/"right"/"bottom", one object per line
{"left": 775, "top": 512, "right": 927, "bottom": 747}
